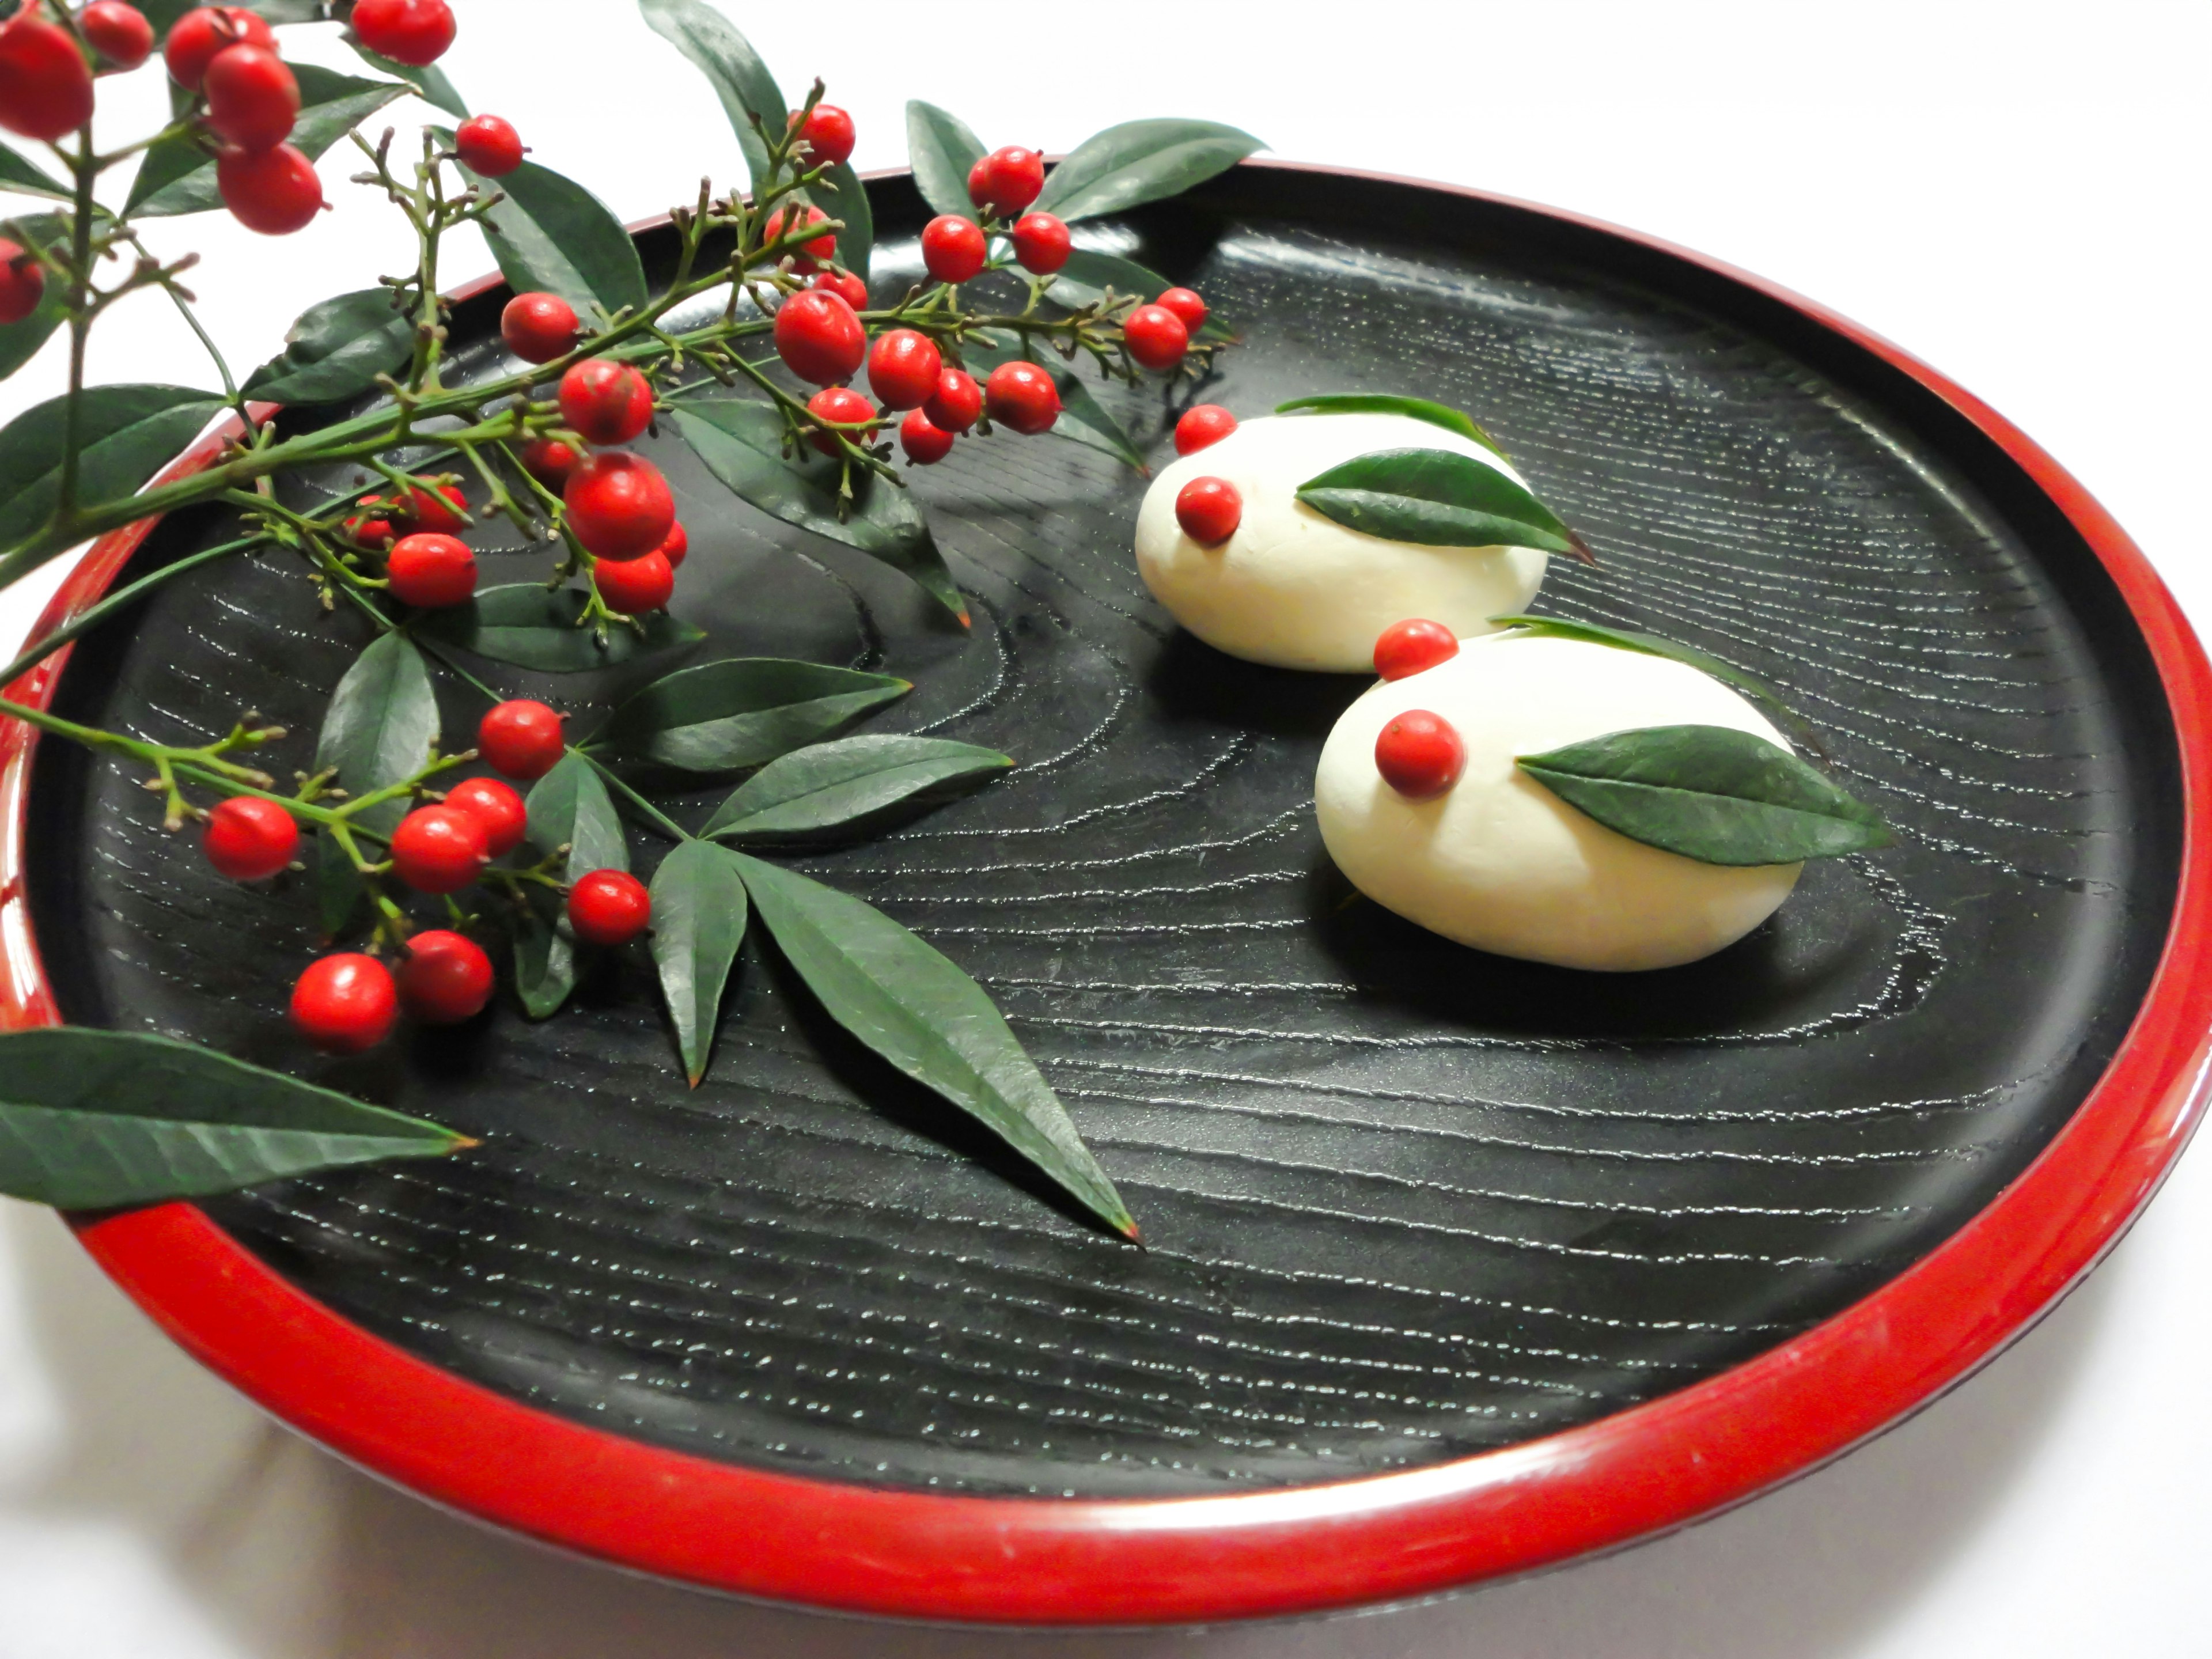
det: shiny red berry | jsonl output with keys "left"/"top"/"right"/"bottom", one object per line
{"left": 1373, "top": 619, "right": 1460, "bottom": 681}
{"left": 1010, "top": 211, "right": 1070, "bottom": 274}
{"left": 442, "top": 777, "right": 527, "bottom": 857}
{"left": 217, "top": 143, "right": 325, "bottom": 235}
{"left": 385, "top": 531, "right": 476, "bottom": 608}
{"left": 290, "top": 953, "right": 397, "bottom": 1053}
{"left": 1175, "top": 476, "right": 1240, "bottom": 546}
{"left": 1173, "top": 403, "right": 1237, "bottom": 455}
{"left": 655, "top": 520, "right": 688, "bottom": 569}
{"left": 984, "top": 360, "right": 1059, "bottom": 434}
{"left": 1123, "top": 303, "right": 1188, "bottom": 372}
{"left": 567, "top": 868, "right": 651, "bottom": 946}
{"left": 773, "top": 287, "right": 865, "bottom": 385}
{"left": 1155, "top": 287, "right": 1208, "bottom": 334}
{"left": 163, "top": 6, "right": 274, "bottom": 91}
{"left": 762, "top": 203, "right": 835, "bottom": 271}
{"left": 564, "top": 450, "right": 675, "bottom": 559}
{"left": 203, "top": 44, "right": 298, "bottom": 153}
{"left": 395, "top": 929, "right": 494, "bottom": 1024}
{"left": 478, "top": 699, "right": 565, "bottom": 781}
{"left": 518, "top": 435, "right": 581, "bottom": 493}
{"left": 0, "top": 240, "right": 42, "bottom": 327}
{"left": 805, "top": 385, "right": 878, "bottom": 457}
{"left": 203, "top": 794, "right": 298, "bottom": 881}
{"left": 390, "top": 804, "right": 488, "bottom": 894}
{"left": 381, "top": 480, "right": 466, "bottom": 534}
{"left": 794, "top": 103, "right": 855, "bottom": 166}
{"left": 344, "top": 512, "right": 392, "bottom": 548}
{"left": 899, "top": 408, "right": 954, "bottom": 465}
{"left": 350, "top": 0, "right": 454, "bottom": 66}
{"left": 969, "top": 146, "right": 1045, "bottom": 215}
{"left": 0, "top": 12, "right": 93, "bottom": 142}
{"left": 454, "top": 113, "right": 525, "bottom": 177}
{"left": 1374, "top": 710, "right": 1466, "bottom": 800}
{"left": 866, "top": 328, "right": 941, "bottom": 411}
{"left": 594, "top": 548, "right": 673, "bottom": 613}
{"left": 921, "top": 214, "right": 987, "bottom": 283}
{"left": 80, "top": 1, "right": 154, "bottom": 70}
{"left": 500, "top": 291, "right": 578, "bottom": 363}
{"left": 924, "top": 367, "right": 982, "bottom": 433}
{"left": 810, "top": 268, "right": 868, "bottom": 312}
{"left": 558, "top": 358, "right": 653, "bottom": 445}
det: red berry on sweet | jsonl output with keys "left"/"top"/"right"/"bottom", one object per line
{"left": 395, "top": 929, "right": 494, "bottom": 1024}
{"left": 454, "top": 113, "right": 525, "bottom": 177}
{"left": 442, "top": 776, "right": 527, "bottom": 857}
{"left": 567, "top": 868, "right": 650, "bottom": 946}
{"left": 593, "top": 548, "right": 673, "bottom": 613}
{"left": 202, "top": 43, "right": 298, "bottom": 154}
{"left": 1155, "top": 286, "right": 1208, "bottom": 334}
{"left": 0, "top": 240, "right": 41, "bottom": 327}
{"left": 1374, "top": 710, "right": 1466, "bottom": 800}
{"left": 290, "top": 953, "right": 397, "bottom": 1052}
{"left": 203, "top": 794, "right": 299, "bottom": 881}
{"left": 924, "top": 367, "right": 982, "bottom": 433}
{"left": 762, "top": 203, "right": 835, "bottom": 271}
{"left": 1123, "top": 303, "right": 1188, "bottom": 372}
{"left": 163, "top": 6, "right": 274, "bottom": 91}
{"left": 794, "top": 103, "right": 855, "bottom": 167}
{"left": 1175, "top": 476, "right": 1241, "bottom": 546}
{"left": 563, "top": 450, "right": 675, "bottom": 559}
{"left": 478, "top": 699, "right": 564, "bottom": 780}
{"left": 1010, "top": 211, "right": 1070, "bottom": 274}
{"left": 1373, "top": 619, "right": 1460, "bottom": 681}
{"left": 385, "top": 531, "right": 476, "bottom": 609}
{"left": 80, "top": 1, "right": 154, "bottom": 70}
{"left": 773, "top": 287, "right": 865, "bottom": 386}
{"left": 921, "top": 214, "right": 987, "bottom": 284}
{"left": 898, "top": 408, "right": 954, "bottom": 465}
{"left": 390, "top": 804, "right": 488, "bottom": 895}
{"left": 388, "top": 480, "right": 466, "bottom": 534}
{"left": 499, "top": 291, "right": 578, "bottom": 364}
{"left": 866, "top": 328, "right": 941, "bottom": 411}
{"left": 349, "top": 0, "right": 454, "bottom": 66}
{"left": 1173, "top": 403, "right": 1237, "bottom": 456}
{"left": 810, "top": 268, "right": 868, "bottom": 312}
{"left": 984, "top": 360, "right": 1059, "bottom": 435}
{"left": 518, "top": 435, "right": 581, "bottom": 493}
{"left": 805, "top": 384, "right": 878, "bottom": 457}
{"left": 217, "top": 143, "right": 325, "bottom": 236}
{"left": 0, "top": 12, "right": 93, "bottom": 142}
{"left": 970, "top": 145, "right": 1045, "bottom": 215}
{"left": 654, "top": 520, "right": 688, "bottom": 569}
{"left": 558, "top": 357, "right": 654, "bottom": 446}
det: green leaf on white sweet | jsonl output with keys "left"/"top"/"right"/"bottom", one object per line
{"left": 803, "top": 158, "right": 872, "bottom": 282}
{"left": 596, "top": 657, "right": 909, "bottom": 774}
{"left": 668, "top": 398, "right": 967, "bottom": 622}
{"left": 312, "top": 631, "right": 438, "bottom": 936}
{"left": 729, "top": 852, "right": 1136, "bottom": 1238}
{"left": 703, "top": 733, "right": 1011, "bottom": 840}
{"left": 0, "top": 383, "right": 224, "bottom": 555}
{"left": 1488, "top": 613, "right": 1808, "bottom": 740}
{"left": 512, "top": 752, "right": 627, "bottom": 1020}
{"left": 128, "top": 65, "right": 409, "bottom": 217}
{"left": 243, "top": 289, "right": 415, "bottom": 406}
{"left": 453, "top": 149, "right": 650, "bottom": 319}
{"left": 648, "top": 838, "right": 749, "bottom": 1085}
{"left": 347, "top": 40, "right": 468, "bottom": 118}
{"left": 414, "top": 582, "right": 706, "bottom": 673}
{"left": 1277, "top": 392, "right": 1503, "bottom": 458}
{"left": 1516, "top": 724, "right": 1889, "bottom": 867}
{"left": 0, "top": 214, "right": 66, "bottom": 382}
{"left": 0, "top": 139, "right": 67, "bottom": 200}
{"left": 960, "top": 332, "right": 1145, "bottom": 472}
{"left": 1033, "top": 118, "right": 1263, "bottom": 223}
{"left": 0, "top": 1028, "right": 470, "bottom": 1210}
{"left": 904, "top": 99, "right": 984, "bottom": 221}
{"left": 639, "top": 0, "right": 785, "bottom": 197}
{"left": 1296, "top": 446, "right": 1594, "bottom": 563}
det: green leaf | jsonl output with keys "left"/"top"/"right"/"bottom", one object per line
{"left": 0, "top": 214, "right": 67, "bottom": 382}
{"left": 312, "top": 631, "right": 438, "bottom": 936}
{"left": 961, "top": 331, "right": 1145, "bottom": 472}
{"left": 1516, "top": 724, "right": 1891, "bottom": 866}
{"left": 639, "top": 0, "right": 785, "bottom": 197}
{"left": 1277, "top": 392, "right": 1503, "bottom": 458}
{"left": 596, "top": 657, "right": 909, "bottom": 774}
{"left": 0, "top": 384, "right": 224, "bottom": 553}
{"left": 0, "top": 1028, "right": 469, "bottom": 1209}
{"left": 1043, "top": 247, "right": 1232, "bottom": 343}
{"left": 512, "top": 752, "right": 627, "bottom": 1019}
{"left": 904, "top": 99, "right": 984, "bottom": 221}
{"left": 730, "top": 853, "right": 1135, "bottom": 1237}
{"left": 805, "top": 159, "right": 873, "bottom": 282}
{"left": 1033, "top": 118, "right": 1263, "bottom": 223}
{"left": 128, "top": 65, "right": 409, "bottom": 217}
{"left": 1296, "top": 446, "right": 1592, "bottom": 562}
{"left": 648, "top": 838, "right": 749, "bottom": 1084}
{"left": 0, "top": 140, "right": 67, "bottom": 200}
{"left": 510, "top": 889, "right": 575, "bottom": 1020}
{"left": 347, "top": 41, "right": 468, "bottom": 118}
{"left": 1490, "top": 613, "right": 1797, "bottom": 729}
{"left": 702, "top": 734, "right": 1011, "bottom": 840}
{"left": 128, "top": 0, "right": 202, "bottom": 38}
{"left": 668, "top": 398, "right": 967, "bottom": 622}
{"left": 242, "top": 289, "right": 415, "bottom": 406}
{"left": 414, "top": 582, "right": 706, "bottom": 674}
{"left": 454, "top": 150, "right": 650, "bottom": 320}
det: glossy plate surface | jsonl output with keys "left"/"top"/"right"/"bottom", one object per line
{"left": 2, "top": 164, "right": 2206, "bottom": 1622}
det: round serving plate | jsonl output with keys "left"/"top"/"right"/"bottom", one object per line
{"left": 1, "top": 162, "right": 2206, "bottom": 1625}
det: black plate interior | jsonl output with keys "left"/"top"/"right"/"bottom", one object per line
{"left": 25, "top": 169, "right": 2181, "bottom": 1498}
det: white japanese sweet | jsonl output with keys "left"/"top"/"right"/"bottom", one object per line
{"left": 1134, "top": 411, "right": 1548, "bottom": 671}
{"left": 1313, "top": 630, "right": 1803, "bottom": 971}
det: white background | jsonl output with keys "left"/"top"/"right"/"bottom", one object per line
{"left": 2, "top": 2, "right": 2209, "bottom": 1652}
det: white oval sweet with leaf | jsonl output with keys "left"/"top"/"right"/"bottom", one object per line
{"left": 1134, "top": 411, "right": 1550, "bottom": 671}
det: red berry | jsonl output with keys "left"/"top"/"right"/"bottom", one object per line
{"left": 924, "top": 367, "right": 982, "bottom": 433}
{"left": 805, "top": 385, "right": 878, "bottom": 457}
{"left": 442, "top": 777, "right": 527, "bottom": 857}
{"left": 866, "top": 328, "right": 941, "bottom": 411}
{"left": 558, "top": 357, "right": 654, "bottom": 446}
{"left": 217, "top": 143, "right": 324, "bottom": 236}
{"left": 395, "top": 929, "right": 494, "bottom": 1024}
{"left": 899, "top": 408, "right": 954, "bottom": 465}
{"left": 810, "top": 268, "right": 868, "bottom": 311}
{"left": 593, "top": 548, "right": 673, "bottom": 613}
{"left": 794, "top": 103, "right": 855, "bottom": 167}
{"left": 380, "top": 480, "right": 466, "bottom": 535}
{"left": 773, "top": 287, "right": 865, "bottom": 386}
{"left": 1175, "top": 476, "right": 1241, "bottom": 546}
{"left": 563, "top": 450, "right": 674, "bottom": 559}
{"left": 349, "top": 0, "right": 454, "bottom": 66}
{"left": 920, "top": 214, "right": 987, "bottom": 284}
{"left": 202, "top": 43, "right": 298, "bottom": 154}
{"left": 0, "top": 12, "right": 92, "bottom": 142}
{"left": 567, "top": 869, "right": 651, "bottom": 946}
{"left": 1124, "top": 303, "right": 1188, "bottom": 372}
{"left": 984, "top": 360, "right": 1059, "bottom": 435}
{"left": 969, "top": 145, "right": 1045, "bottom": 215}
{"left": 1010, "top": 212, "right": 1070, "bottom": 274}
{"left": 518, "top": 435, "right": 581, "bottom": 493}
{"left": 454, "top": 113, "right": 525, "bottom": 177}
{"left": 344, "top": 513, "right": 392, "bottom": 548}
{"left": 163, "top": 7, "right": 274, "bottom": 91}
{"left": 290, "top": 954, "right": 397, "bottom": 1053}
{"left": 655, "top": 520, "right": 688, "bottom": 569}
{"left": 478, "top": 700, "right": 564, "bottom": 781}
{"left": 1373, "top": 619, "right": 1460, "bottom": 681}
{"left": 762, "top": 203, "right": 835, "bottom": 271}
{"left": 203, "top": 794, "right": 299, "bottom": 881}
{"left": 1155, "top": 287, "right": 1208, "bottom": 334}
{"left": 0, "top": 240, "right": 42, "bottom": 327}
{"left": 1374, "top": 710, "right": 1466, "bottom": 800}
{"left": 390, "top": 804, "right": 488, "bottom": 894}
{"left": 500, "top": 291, "right": 578, "bottom": 364}
{"left": 80, "top": 1, "right": 154, "bottom": 70}
{"left": 385, "top": 531, "right": 476, "bottom": 609}
{"left": 1173, "top": 404, "right": 1237, "bottom": 456}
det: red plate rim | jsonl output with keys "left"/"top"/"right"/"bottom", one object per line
{"left": 1, "top": 160, "right": 2206, "bottom": 1625}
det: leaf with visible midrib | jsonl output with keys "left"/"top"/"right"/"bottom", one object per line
{"left": 649, "top": 838, "right": 749, "bottom": 1084}
{"left": 595, "top": 657, "right": 910, "bottom": 774}
{"left": 0, "top": 1028, "right": 469, "bottom": 1209}
{"left": 1516, "top": 724, "right": 1890, "bottom": 866}
{"left": 1277, "top": 393, "right": 1503, "bottom": 458}
{"left": 1033, "top": 118, "right": 1263, "bottom": 222}
{"left": 514, "top": 753, "right": 628, "bottom": 1019}
{"left": 128, "top": 65, "right": 410, "bottom": 217}
{"left": 0, "top": 384, "right": 225, "bottom": 573}
{"left": 243, "top": 289, "right": 416, "bottom": 407}
{"left": 729, "top": 853, "right": 1136, "bottom": 1238}
{"left": 640, "top": 0, "right": 785, "bottom": 196}
{"left": 0, "top": 140, "right": 67, "bottom": 202}
{"left": 905, "top": 100, "right": 984, "bottom": 221}
{"left": 960, "top": 332, "right": 1144, "bottom": 472}
{"left": 1041, "top": 248, "right": 1230, "bottom": 341}
{"left": 0, "top": 214, "right": 68, "bottom": 382}
{"left": 451, "top": 148, "right": 650, "bottom": 319}
{"left": 703, "top": 734, "right": 1012, "bottom": 840}
{"left": 312, "top": 632, "right": 439, "bottom": 936}
{"left": 414, "top": 583, "right": 706, "bottom": 673}
{"left": 348, "top": 41, "right": 468, "bottom": 118}
{"left": 802, "top": 160, "right": 872, "bottom": 282}
{"left": 1488, "top": 613, "right": 1819, "bottom": 749}
{"left": 1297, "top": 446, "right": 1592, "bottom": 562}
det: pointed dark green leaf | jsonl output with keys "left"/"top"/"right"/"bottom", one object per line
{"left": 128, "top": 65, "right": 408, "bottom": 217}
{"left": 311, "top": 631, "right": 438, "bottom": 935}
{"left": 1516, "top": 724, "right": 1890, "bottom": 866}
{"left": 703, "top": 734, "right": 1011, "bottom": 840}
{"left": 0, "top": 383, "right": 224, "bottom": 552}
{"left": 805, "top": 159, "right": 873, "bottom": 281}
{"left": 639, "top": 0, "right": 785, "bottom": 196}
{"left": 1277, "top": 393, "right": 1503, "bottom": 458}
{"left": 243, "top": 289, "right": 415, "bottom": 406}
{"left": 1044, "top": 247, "right": 1232, "bottom": 342}
{"left": 511, "top": 887, "right": 577, "bottom": 1019}
{"left": 454, "top": 150, "right": 649, "bottom": 319}
{"left": 525, "top": 750, "right": 628, "bottom": 873}
{"left": 414, "top": 582, "right": 706, "bottom": 673}
{"left": 596, "top": 656, "right": 909, "bottom": 774}
{"left": 1488, "top": 613, "right": 1806, "bottom": 736}
{"left": 347, "top": 41, "right": 468, "bottom": 117}
{"left": 0, "top": 140, "right": 67, "bottom": 200}
{"left": 961, "top": 332, "right": 1145, "bottom": 472}
{"left": 1033, "top": 118, "right": 1263, "bottom": 222}
{"left": 905, "top": 99, "right": 984, "bottom": 221}
{"left": 1297, "top": 446, "right": 1589, "bottom": 560}
{"left": 0, "top": 213, "right": 66, "bottom": 382}
{"left": 648, "top": 838, "right": 748, "bottom": 1084}
{"left": 730, "top": 853, "right": 1135, "bottom": 1237}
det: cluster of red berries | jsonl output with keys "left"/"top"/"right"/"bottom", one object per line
{"left": 1369, "top": 620, "right": 1469, "bottom": 801}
